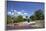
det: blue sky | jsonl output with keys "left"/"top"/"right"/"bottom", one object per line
{"left": 7, "top": 1, "right": 44, "bottom": 17}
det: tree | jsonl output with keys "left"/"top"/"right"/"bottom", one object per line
{"left": 16, "top": 15, "right": 24, "bottom": 23}
{"left": 23, "top": 18, "right": 27, "bottom": 21}
{"left": 30, "top": 15, "right": 36, "bottom": 21}
{"left": 30, "top": 9, "right": 44, "bottom": 20}
{"left": 7, "top": 15, "right": 12, "bottom": 24}
{"left": 35, "top": 9, "right": 44, "bottom": 20}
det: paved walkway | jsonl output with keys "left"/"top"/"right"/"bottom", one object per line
{"left": 6, "top": 20, "right": 44, "bottom": 30}
{"left": 6, "top": 24, "right": 32, "bottom": 30}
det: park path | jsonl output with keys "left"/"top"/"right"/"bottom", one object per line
{"left": 6, "top": 20, "right": 44, "bottom": 30}
{"left": 6, "top": 21, "right": 35, "bottom": 30}
{"left": 6, "top": 24, "right": 32, "bottom": 30}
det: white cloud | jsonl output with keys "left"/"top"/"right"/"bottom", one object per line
{"left": 8, "top": 11, "right": 11, "bottom": 15}
{"left": 14, "top": 10, "right": 17, "bottom": 12}
{"left": 11, "top": 12, "right": 14, "bottom": 15}
{"left": 17, "top": 12, "right": 22, "bottom": 14}
{"left": 17, "top": 12, "right": 28, "bottom": 16}
{"left": 24, "top": 13, "right": 28, "bottom": 15}
{"left": 8, "top": 11, "right": 14, "bottom": 15}
{"left": 17, "top": 12, "right": 24, "bottom": 15}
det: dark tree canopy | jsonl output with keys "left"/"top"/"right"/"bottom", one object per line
{"left": 30, "top": 9, "right": 44, "bottom": 21}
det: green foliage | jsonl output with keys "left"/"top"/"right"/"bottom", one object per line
{"left": 15, "top": 15, "right": 24, "bottom": 23}
{"left": 23, "top": 18, "right": 27, "bottom": 21}
{"left": 7, "top": 15, "right": 24, "bottom": 24}
{"left": 30, "top": 16, "right": 36, "bottom": 21}
{"left": 35, "top": 9, "right": 44, "bottom": 20}
{"left": 7, "top": 15, "right": 12, "bottom": 24}
{"left": 30, "top": 9, "right": 44, "bottom": 20}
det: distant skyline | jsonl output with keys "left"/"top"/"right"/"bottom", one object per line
{"left": 7, "top": 1, "right": 44, "bottom": 17}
